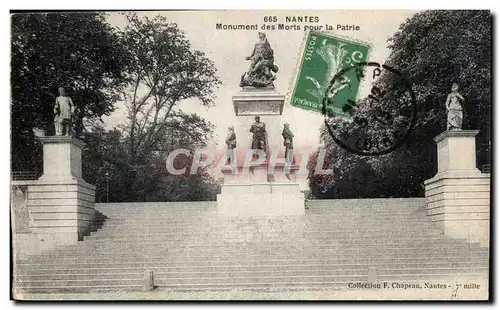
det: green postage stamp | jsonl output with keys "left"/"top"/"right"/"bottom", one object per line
{"left": 290, "top": 31, "right": 371, "bottom": 117}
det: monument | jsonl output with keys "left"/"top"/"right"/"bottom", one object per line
{"left": 217, "top": 32, "right": 304, "bottom": 217}
{"left": 424, "top": 84, "right": 490, "bottom": 247}
{"left": 11, "top": 87, "right": 97, "bottom": 257}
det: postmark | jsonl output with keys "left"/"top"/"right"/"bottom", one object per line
{"left": 322, "top": 61, "right": 417, "bottom": 156}
{"left": 289, "top": 31, "right": 371, "bottom": 115}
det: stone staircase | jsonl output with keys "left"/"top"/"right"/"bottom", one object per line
{"left": 14, "top": 198, "right": 489, "bottom": 293}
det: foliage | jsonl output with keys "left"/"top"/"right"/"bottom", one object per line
{"left": 308, "top": 10, "right": 491, "bottom": 199}
{"left": 12, "top": 12, "right": 222, "bottom": 202}
{"left": 120, "top": 12, "right": 221, "bottom": 162}
{"left": 112, "top": 12, "right": 221, "bottom": 198}
{"left": 11, "top": 12, "right": 130, "bottom": 171}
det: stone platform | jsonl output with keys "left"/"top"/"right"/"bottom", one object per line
{"left": 424, "top": 130, "right": 490, "bottom": 247}
{"left": 11, "top": 136, "right": 99, "bottom": 258}
{"left": 217, "top": 163, "right": 304, "bottom": 217}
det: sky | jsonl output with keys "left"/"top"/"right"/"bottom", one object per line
{"left": 103, "top": 10, "right": 420, "bottom": 186}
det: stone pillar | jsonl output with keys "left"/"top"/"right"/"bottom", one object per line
{"left": 217, "top": 87, "right": 305, "bottom": 217}
{"left": 424, "top": 130, "right": 490, "bottom": 247}
{"left": 14, "top": 136, "right": 96, "bottom": 257}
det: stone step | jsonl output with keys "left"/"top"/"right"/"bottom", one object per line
{"left": 81, "top": 239, "right": 469, "bottom": 247}
{"left": 86, "top": 234, "right": 446, "bottom": 242}
{"left": 18, "top": 254, "right": 488, "bottom": 269}
{"left": 103, "top": 210, "right": 425, "bottom": 216}
{"left": 16, "top": 267, "right": 489, "bottom": 282}
{"left": 84, "top": 236, "right": 450, "bottom": 243}
{"left": 15, "top": 279, "right": 144, "bottom": 287}
{"left": 83, "top": 230, "right": 450, "bottom": 239}
{"left": 15, "top": 262, "right": 489, "bottom": 278}
{"left": 99, "top": 214, "right": 425, "bottom": 221}
{"left": 95, "top": 225, "right": 440, "bottom": 232}
{"left": 91, "top": 225, "right": 443, "bottom": 232}
{"left": 17, "top": 274, "right": 485, "bottom": 293}
{"left": 13, "top": 274, "right": 394, "bottom": 287}
{"left": 16, "top": 253, "right": 488, "bottom": 268}
{"left": 36, "top": 243, "right": 485, "bottom": 255}
{"left": 19, "top": 253, "right": 488, "bottom": 266}
{"left": 42, "top": 243, "right": 482, "bottom": 254}
{"left": 97, "top": 222, "right": 432, "bottom": 228}
{"left": 18, "top": 254, "right": 488, "bottom": 267}
{"left": 96, "top": 202, "right": 216, "bottom": 207}
{"left": 17, "top": 272, "right": 143, "bottom": 280}
{"left": 15, "top": 260, "right": 488, "bottom": 273}
{"left": 155, "top": 273, "right": 487, "bottom": 288}
{"left": 307, "top": 204, "right": 424, "bottom": 209}
{"left": 94, "top": 224, "right": 440, "bottom": 232}
{"left": 13, "top": 285, "right": 143, "bottom": 293}
{"left": 99, "top": 208, "right": 423, "bottom": 214}
{"left": 13, "top": 281, "right": 358, "bottom": 293}
{"left": 306, "top": 198, "right": 426, "bottom": 205}
{"left": 87, "top": 231, "right": 446, "bottom": 239}
{"left": 99, "top": 219, "right": 430, "bottom": 226}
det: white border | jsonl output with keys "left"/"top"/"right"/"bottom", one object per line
{"left": 2, "top": 1, "right": 498, "bottom": 309}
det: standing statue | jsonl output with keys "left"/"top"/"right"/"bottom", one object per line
{"left": 225, "top": 125, "right": 237, "bottom": 165}
{"left": 240, "top": 32, "right": 279, "bottom": 88}
{"left": 282, "top": 123, "right": 295, "bottom": 164}
{"left": 54, "top": 87, "right": 75, "bottom": 136}
{"left": 446, "top": 83, "right": 465, "bottom": 130}
{"left": 250, "top": 115, "right": 267, "bottom": 155}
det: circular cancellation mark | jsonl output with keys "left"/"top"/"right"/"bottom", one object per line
{"left": 321, "top": 62, "right": 417, "bottom": 156}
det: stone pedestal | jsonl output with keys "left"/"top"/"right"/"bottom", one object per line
{"left": 217, "top": 164, "right": 304, "bottom": 217}
{"left": 12, "top": 136, "right": 97, "bottom": 258}
{"left": 217, "top": 88, "right": 305, "bottom": 217}
{"left": 424, "top": 130, "right": 490, "bottom": 247}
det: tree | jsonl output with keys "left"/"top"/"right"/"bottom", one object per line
{"left": 386, "top": 10, "right": 491, "bottom": 165}
{"left": 120, "top": 13, "right": 221, "bottom": 163}
{"left": 114, "top": 13, "right": 221, "bottom": 196}
{"left": 11, "top": 12, "right": 130, "bottom": 172}
{"left": 308, "top": 10, "right": 491, "bottom": 199}
{"left": 82, "top": 115, "right": 220, "bottom": 202}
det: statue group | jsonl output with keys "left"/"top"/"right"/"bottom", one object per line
{"left": 225, "top": 118, "right": 294, "bottom": 165}
{"left": 240, "top": 32, "right": 279, "bottom": 88}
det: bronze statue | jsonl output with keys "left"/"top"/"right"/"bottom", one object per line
{"left": 225, "top": 125, "right": 236, "bottom": 165}
{"left": 282, "top": 123, "right": 294, "bottom": 164}
{"left": 240, "top": 32, "right": 279, "bottom": 88}
{"left": 54, "top": 87, "right": 74, "bottom": 136}
{"left": 446, "top": 83, "right": 465, "bottom": 130}
{"left": 250, "top": 116, "right": 267, "bottom": 154}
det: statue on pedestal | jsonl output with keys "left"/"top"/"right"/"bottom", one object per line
{"left": 54, "top": 87, "right": 75, "bottom": 136}
{"left": 225, "top": 125, "right": 237, "bottom": 165}
{"left": 445, "top": 83, "right": 465, "bottom": 130}
{"left": 240, "top": 32, "right": 279, "bottom": 88}
{"left": 250, "top": 116, "right": 267, "bottom": 156}
{"left": 282, "top": 123, "right": 295, "bottom": 164}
